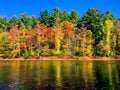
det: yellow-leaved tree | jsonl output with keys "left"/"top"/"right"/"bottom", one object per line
{"left": 52, "top": 18, "right": 64, "bottom": 55}
{"left": 0, "top": 32, "right": 12, "bottom": 58}
{"left": 75, "top": 26, "right": 94, "bottom": 56}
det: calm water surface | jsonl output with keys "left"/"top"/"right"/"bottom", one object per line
{"left": 0, "top": 60, "right": 120, "bottom": 90}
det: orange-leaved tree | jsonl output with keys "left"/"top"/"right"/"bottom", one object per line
{"left": 8, "top": 25, "right": 20, "bottom": 58}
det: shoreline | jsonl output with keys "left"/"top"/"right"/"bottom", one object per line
{"left": 0, "top": 57, "right": 120, "bottom": 61}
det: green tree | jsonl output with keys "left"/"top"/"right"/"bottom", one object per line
{"left": 0, "top": 17, "right": 8, "bottom": 32}
{"left": 70, "top": 10, "right": 80, "bottom": 24}
{"left": 9, "top": 16, "right": 18, "bottom": 27}
{"left": 82, "top": 8, "right": 104, "bottom": 45}
{"left": 52, "top": 7, "right": 61, "bottom": 19}
{"left": 30, "top": 16, "right": 40, "bottom": 28}
{"left": 60, "top": 10, "right": 70, "bottom": 22}
{"left": 97, "top": 11, "right": 115, "bottom": 56}
{"left": 19, "top": 13, "right": 38, "bottom": 29}
{"left": 40, "top": 10, "right": 54, "bottom": 27}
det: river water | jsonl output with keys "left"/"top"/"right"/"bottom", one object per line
{"left": 0, "top": 60, "right": 120, "bottom": 90}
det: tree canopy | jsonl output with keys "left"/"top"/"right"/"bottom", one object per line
{"left": 0, "top": 7, "right": 119, "bottom": 59}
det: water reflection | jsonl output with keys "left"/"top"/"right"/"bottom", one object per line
{"left": 0, "top": 60, "right": 120, "bottom": 90}
{"left": 94, "top": 61, "right": 120, "bottom": 90}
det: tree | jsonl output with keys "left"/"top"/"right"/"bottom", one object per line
{"left": 52, "top": 8, "right": 61, "bottom": 19}
{"left": 75, "top": 26, "right": 94, "bottom": 56}
{"left": 25, "top": 31, "right": 34, "bottom": 51}
{"left": 9, "top": 16, "right": 18, "bottom": 27}
{"left": 61, "top": 21, "right": 75, "bottom": 56}
{"left": 33, "top": 24, "right": 54, "bottom": 56}
{"left": 0, "top": 32, "right": 12, "bottom": 58}
{"left": 39, "top": 10, "right": 54, "bottom": 27}
{"left": 105, "top": 10, "right": 115, "bottom": 20}
{"left": 82, "top": 8, "right": 104, "bottom": 45}
{"left": 30, "top": 16, "right": 40, "bottom": 28}
{"left": 0, "top": 8, "right": 119, "bottom": 58}
{"left": 60, "top": 10, "right": 70, "bottom": 22}
{"left": 113, "top": 21, "right": 120, "bottom": 55}
{"left": 8, "top": 25, "right": 21, "bottom": 58}
{"left": 97, "top": 11, "right": 115, "bottom": 56}
{"left": 52, "top": 18, "right": 64, "bottom": 55}
{"left": 82, "top": 8, "right": 104, "bottom": 56}
{"left": 19, "top": 13, "right": 38, "bottom": 29}
{"left": 0, "top": 17, "right": 8, "bottom": 32}
{"left": 70, "top": 10, "right": 80, "bottom": 24}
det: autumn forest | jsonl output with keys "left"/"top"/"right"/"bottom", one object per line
{"left": 0, "top": 8, "right": 120, "bottom": 59}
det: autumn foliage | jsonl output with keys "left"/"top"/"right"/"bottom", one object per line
{"left": 0, "top": 8, "right": 119, "bottom": 58}
{"left": 20, "top": 43, "right": 27, "bottom": 49}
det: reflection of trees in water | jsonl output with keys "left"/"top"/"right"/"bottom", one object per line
{"left": 94, "top": 61, "right": 120, "bottom": 90}
{"left": 107, "top": 63, "right": 114, "bottom": 89}
{"left": 117, "top": 62, "right": 120, "bottom": 86}
{"left": 60, "top": 61, "right": 95, "bottom": 90}
{"left": 111, "top": 62, "right": 120, "bottom": 89}
{"left": 55, "top": 61, "right": 62, "bottom": 90}
{"left": 77, "top": 61, "right": 95, "bottom": 90}
{"left": 0, "top": 61, "right": 120, "bottom": 90}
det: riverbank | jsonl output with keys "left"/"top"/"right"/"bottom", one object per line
{"left": 0, "top": 57, "right": 120, "bottom": 61}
